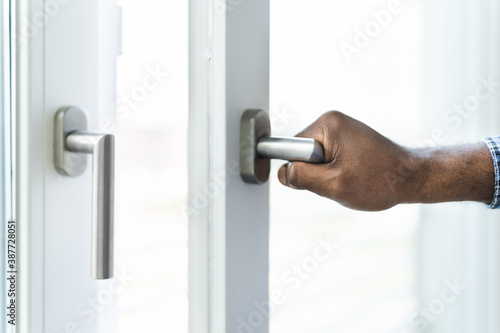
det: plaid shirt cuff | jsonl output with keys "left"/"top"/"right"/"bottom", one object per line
{"left": 483, "top": 136, "right": 500, "bottom": 209}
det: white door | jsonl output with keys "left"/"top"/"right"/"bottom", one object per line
{"left": 12, "top": 0, "right": 270, "bottom": 332}
{"left": 8, "top": 0, "right": 500, "bottom": 333}
{"left": 15, "top": 0, "right": 119, "bottom": 332}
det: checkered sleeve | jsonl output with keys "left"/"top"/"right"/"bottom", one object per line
{"left": 483, "top": 136, "right": 500, "bottom": 209}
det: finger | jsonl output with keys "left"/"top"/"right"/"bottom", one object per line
{"left": 295, "top": 120, "right": 327, "bottom": 144}
{"left": 278, "top": 161, "right": 334, "bottom": 194}
{"left": 278, "top": 163, "right": 289, "bottom": 187}
{"left": 292, "top": 111, "right": 345, "bottom": 162}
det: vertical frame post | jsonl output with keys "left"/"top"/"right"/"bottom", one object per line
{"left": 189, "top": 0, "right": 270, "bottom": 332}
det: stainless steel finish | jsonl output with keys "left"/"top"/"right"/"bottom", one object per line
{"left": 54, "top": 106, "right": 88, "bottom": 176}
{"left": 54, "top": 106, "right": 115, "bottom": 279}
{"left": 240, "top": 109, "right": 325, "bottom": 184}
{"left": 67, "top": 131, "right": 115, "bottom": 279}
{"left": 240, "top": 109, "right": 271, "bottom": 184}
{"left": 256, "top": 136, "right": 324, "bottom": 162}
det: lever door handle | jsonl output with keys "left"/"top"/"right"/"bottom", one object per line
{"left": 256, "top": 136, "right": 324, "bottom": 163}
{"left": 240, "top": 109, "right": 325, "bottom": 184}
{"left": 54, "top": 106, "right": 115, "bottom": 279}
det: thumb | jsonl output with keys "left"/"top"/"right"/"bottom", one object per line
{"left": 278, "top": 161, "right": 331, "bottom": 192}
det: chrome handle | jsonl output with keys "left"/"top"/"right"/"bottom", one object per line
{"left": 54, "top": 106, "right": 115, "bottom": 279}
{"left": 256, "top": 136, "right": 324, "bottom": 162}
{"left": 240, "top": 109, "right": 325, "bottom": 184}
{"left": 66, "top": 131, "right": 115, "bottom": 279}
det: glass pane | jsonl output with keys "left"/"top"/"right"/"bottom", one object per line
{"left": 270, "top": 1, "right": 499, "bottom": 332}
{"left": 115, "top": 0, "right": 188, "bottom": 331}
{"left": 269, "top": 1, "right": 421, "bottom": 332}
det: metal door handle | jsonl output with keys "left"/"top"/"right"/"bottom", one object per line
{"left": 256, "top": 136, "right": 324, "bottom": 162}
{"left": 54, "top": 106, "right": 115, "bottom": 279}
{"left": 240, "top": 109, "right": 325, "bottom": 184}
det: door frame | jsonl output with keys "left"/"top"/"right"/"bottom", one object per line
{"left": 189, "top": 1, "right": 271, "bottom": 332}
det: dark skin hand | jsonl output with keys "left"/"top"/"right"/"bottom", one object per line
{"left": 278, "top": 111, "right": 495, "bottom": 211}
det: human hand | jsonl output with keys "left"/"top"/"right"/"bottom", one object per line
{"left": 277, "top": 111, "right": 494, "bottom": 211}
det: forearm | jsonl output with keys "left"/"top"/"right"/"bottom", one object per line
{"left": 403, "top": 143, "right": 495, "bottom": 205}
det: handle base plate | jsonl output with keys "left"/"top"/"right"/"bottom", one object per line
{"left": 54, "top": 106, "right": 89, "bottom": 176}
{"left": 240, "top": 109, "right": 271, "bottom": 184}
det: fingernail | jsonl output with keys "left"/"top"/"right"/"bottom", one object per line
{"left": 278, "top": 164, "right": 288, "bottom": 186}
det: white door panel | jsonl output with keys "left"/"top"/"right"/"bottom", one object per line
{"left": 17, "top": 0, "right": 117, "bottom": 332}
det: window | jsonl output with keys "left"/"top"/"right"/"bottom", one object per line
{"left": 114, "top": 0, "right": 188, "bottom": 331}
{"left": 269, "top": 1, "right": 421, "bottom": 332}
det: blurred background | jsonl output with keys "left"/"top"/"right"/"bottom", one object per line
{"left": 114, "top": 1, "right": 188, "bottom": 332}
{"left": 113, "top": 0, "right": 500, "bottom": 332}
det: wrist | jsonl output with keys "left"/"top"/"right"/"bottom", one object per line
{"left": 396, "top": 147, "right": 432, "bottom": 204}
{"left": 400, "top": 143, "right": 495, "bottom": 205}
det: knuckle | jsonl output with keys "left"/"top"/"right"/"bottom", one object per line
{"left": 323, "top": 110, "right": 345, "bottom": 120}
{"left": 321, "top": 110, "right": 346, "bottom": 129}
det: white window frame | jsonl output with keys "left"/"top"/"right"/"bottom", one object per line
{"left": 189, "top": 0, "right": 270, "bottom": 332}
{"left": 1, "top": 0, "right": 13, "bottom": 329}
{"left": 16, "top": 0, "right": 118, "bottom": 332}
